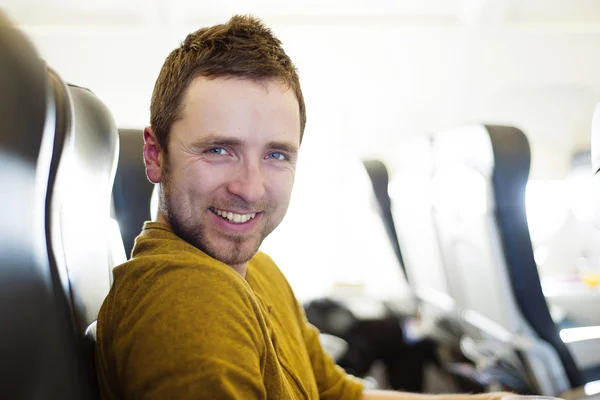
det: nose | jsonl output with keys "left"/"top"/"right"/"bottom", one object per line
{"left": 226, "top": 160, "right": 266, "bottom": 204}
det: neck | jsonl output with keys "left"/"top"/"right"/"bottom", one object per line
{"left": 230, "top": 263, "right": 248, "bottom": 278}
{"left": 156, "top": 210, "right": 170, "bottom": 225}
{"left": 155, "top": 210, "right": 248, "bottom": 278}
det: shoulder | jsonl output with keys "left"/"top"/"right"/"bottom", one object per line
{"left": 250, "top": 251, "right": 297, "bottom": 293}
{"left": 115, "top": 224, "right": 252, "bottom": 299}
{"left": 122, "top": 250, "right": 245, "bottom": 283}
{"left": 114, "top": 251, "right": 256, "bottom": 314}
{"left": 251, "top": 251, "right": 287, "bottom": 282}
{"left": 103, "top": 241, "right": 264, "bottom": 343}
{"left": 101, "top": 251, "right": 267, "bottom": 358}
{"left": 97, "top": 257, "right": 271, "bottom": 399}
{"left": 248, "top": 251, "right": 300, "bottom": 310}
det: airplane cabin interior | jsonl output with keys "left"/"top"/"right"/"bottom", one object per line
{"left": 3, "top": 1, "right": 600, "bottom": 399}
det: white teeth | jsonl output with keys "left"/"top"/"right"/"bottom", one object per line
{"left": 211, "top": 208, "right": 257, "bottom": 224}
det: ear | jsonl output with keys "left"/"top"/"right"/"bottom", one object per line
{"left": 143, "top": 126, "right": 163, "bottom": 184}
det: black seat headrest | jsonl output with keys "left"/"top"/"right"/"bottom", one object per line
{"left": 363, "top": 159, "right": 406, "bottom": 273}
{"left": 113, "top": 129, "right": 155, "bottom": 257}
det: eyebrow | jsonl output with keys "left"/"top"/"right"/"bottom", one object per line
{"left": 267, "top": 141, "right": 299, "bottom": 155}
{"left": 189, "top": 134, "right": 299, "bottom": 154}
{"left": 188, "top": 135, "right": 244, "bottom": 150}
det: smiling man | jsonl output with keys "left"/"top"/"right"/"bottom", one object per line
{"left": 95, "top": 15, "right": 511, "bottom": 400}
{"left": 152, "top": 75, "right": 300, "bottom": 278}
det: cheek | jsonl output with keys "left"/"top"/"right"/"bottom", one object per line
{"left": 175, "top": 164, "right": 226, "bottom": 199}
{"left": 267, "top": 170, "right": 296, "bottom": 204}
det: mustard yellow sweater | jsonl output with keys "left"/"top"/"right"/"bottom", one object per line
{"left": 96, "top": 222, "right": 364, "bottom": 399}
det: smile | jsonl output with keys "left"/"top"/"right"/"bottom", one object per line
{"left": 209, "top": 207, "right": 258, "bottom": 224}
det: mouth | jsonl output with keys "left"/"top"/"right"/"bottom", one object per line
{"left": 209, "top": 207, "right": 259, "bottom": 224}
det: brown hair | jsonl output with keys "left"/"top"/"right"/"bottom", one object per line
{"left": 150, "top": 15, "right": 306, "bottom": 153}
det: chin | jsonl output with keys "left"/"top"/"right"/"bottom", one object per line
{"left": 213, "top": 252, "right": 256, "bottom": 267}
{"left": 207, "top": 240, "right": 262, "bottom": 266}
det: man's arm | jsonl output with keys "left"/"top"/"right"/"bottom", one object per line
{"left": 286, "top": 290, "right": 364, "bottom": 399}
{"left": 363, "top": 390, "right": 514, "bottom": 400}
{"left": 271, "top": 257, "right": 512, "bottom": 400}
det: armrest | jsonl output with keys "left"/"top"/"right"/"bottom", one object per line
{"left": 319, "top": 333, "right": 349, "bottom": 362}
{"left": 561, "top": 328, "right": 600, "bottom": 371}
{"left": 560, "top": 385, "right": 596, "bottom": 400}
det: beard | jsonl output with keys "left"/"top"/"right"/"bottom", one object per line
{"left": 159, "top": 167, "right": 280, "bottom": 266}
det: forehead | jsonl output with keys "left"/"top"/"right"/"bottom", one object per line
{"left": 174, "top": 76, "right": 301, "bottom": 145}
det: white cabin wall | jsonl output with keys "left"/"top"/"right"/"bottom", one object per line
{"left": 10, "top": 16, "right": 600, "bottom": 180}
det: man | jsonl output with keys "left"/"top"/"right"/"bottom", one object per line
{"left": 95, "top": 14, "right": 511, "bottom": 400}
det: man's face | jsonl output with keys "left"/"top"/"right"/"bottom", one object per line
{"left": 155, "top": 77, "right": 300, "bottom": 267}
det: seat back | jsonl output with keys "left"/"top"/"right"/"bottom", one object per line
{"left": 486, "top": 126, "right": 582, "bottom": 388}
{"left": 44, "top": 73, "right": 123, "bottom": 395}
{"left": 112, "top": 129, "right": 154, "bottom": 257}
{"left": 390, "top": 137, "right": 455, "bottom": 320}
{"left": 0, "top": 13, "right": 103, "bottom": 399}
{"left": 363, "top": 159, "right": 406, "bottom": 273}
{"left": 48, "top": 81, "right": 123, "bottom": 333}
{"left": 429, "top": 124, "right": 579, "bottom": 393}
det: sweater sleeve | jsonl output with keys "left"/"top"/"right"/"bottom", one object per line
{"left": 255, "top": 252, "right": 365, "bottom": 400}
{"left": 298, "top": 301, "right": 365, "bottom": 400}
{"left": 111, "top": 263, "right": 268, "bottom": 400}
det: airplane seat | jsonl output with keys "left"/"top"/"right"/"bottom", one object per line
{"left": 41, "top": 74, "right": 122, "bottom": 396}
{"left": 49, "top": 80, "right": 122, "bottom": 334}
{"left": 38, "top": 27, "right": 123, "bottom": 395}
{"left": 429, "top": 124, "right": 579, "bottom": 395}
{"left": 485, "top": 126, "right": 584, "bottom": 386}
{"left": 112, "top": 128, "right": 154, "bottom": 257}
{"left": 390, "top": 137, "right": 483, "bottom": 393}
{"left": 389, "top": 137, "right": 458, "bottom": 337}
{"left": 363, "top": 159, "right": 406, "bottom": 275}
{"left": 0, "top": 12, "right": 114, "bottom": 398}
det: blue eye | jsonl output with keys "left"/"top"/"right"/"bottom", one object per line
{"left": 266, "top": 152, "right": 286, "bottom": 161}
{"left": 207, "top": 147, "right": 228, "bottom": 155}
